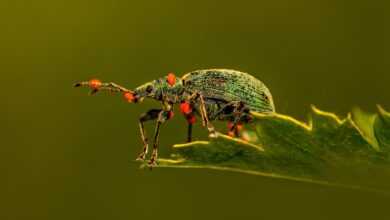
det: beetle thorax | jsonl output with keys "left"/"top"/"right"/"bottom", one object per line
{"left": 134, "top": 77, "right": 185, "bottom": 103}
{"left": 156, "top": 77, "right": 185, "bottom": 103}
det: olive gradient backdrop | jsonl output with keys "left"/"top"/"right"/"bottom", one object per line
{"left": 1, "top": 0, "right": 388, "bottom": 219}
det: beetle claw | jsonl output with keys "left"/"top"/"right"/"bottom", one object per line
{"left": 136, "top": 153, "right": 146, "bottom": 161}
{"left": 147, "top": 158, "right": 158, "bottom": 167}
{"left": 147, "top": 150, "right": 158, "bottom": 167}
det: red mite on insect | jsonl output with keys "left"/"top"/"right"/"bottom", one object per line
{"left": 74, "top": 69, "right": 275, "bottom": 167}
{"left": 180, "top": 101, "right": 192, "bottom": 115}
{"left": 89, "top": 79, "right": 102, "bottom": 90}
{"left": 167, "top": 73, "right": 176, "bottom": 86}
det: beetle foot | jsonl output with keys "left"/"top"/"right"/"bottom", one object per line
{"left": 136, "top": 144, "right": 149, "bottom": 161}
{"left": 147, "top": 150, "right": 158, "bottom": 167}
{"left": 147, "top": 158, "right": 158, "bottom": 167}
{"left": 136, "top": 151, "right": 147, "bottom": 161}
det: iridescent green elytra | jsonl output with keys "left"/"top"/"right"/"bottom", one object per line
{"left": 75, "top": 69, "right": 275, "bottom": 166}
{"left": 181, "top": 69, "right": 275, "bottom": 114}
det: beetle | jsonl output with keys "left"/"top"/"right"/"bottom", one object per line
{"left": 74, "top": 69, "right": 275, "bottom": 166}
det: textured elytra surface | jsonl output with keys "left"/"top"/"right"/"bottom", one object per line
{"left": 181, "top": 69, "right": 275, "bottom": 112}
{"left": 149, "top": 106, "right": 390, "bottom": 191}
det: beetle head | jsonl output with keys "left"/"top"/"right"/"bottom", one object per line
{"left": 133, "top": 81, "right": 158, "bottom": 102}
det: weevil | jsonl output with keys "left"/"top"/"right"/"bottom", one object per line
{"left": 74, "top": 69, "right": 275, "bottom": 166}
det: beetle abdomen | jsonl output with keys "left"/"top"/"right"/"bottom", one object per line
{"left": 182, "top": 69, "right": 275, "bottom": 113}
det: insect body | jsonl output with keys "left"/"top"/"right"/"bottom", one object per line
{"left": 74, "top": 69, "right": 275, "bottom": 166}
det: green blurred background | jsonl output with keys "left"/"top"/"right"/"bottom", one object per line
{"left": 1, "top": 0, "right": 388, "bottom": 219}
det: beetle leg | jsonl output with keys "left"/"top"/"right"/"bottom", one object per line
{"left": 148, "top": 110, "right": 171, "bottom": 167}
{"left": 185, "top": 93, "right": 216, "bottom": 138}
{"left": 179, "top": 101, "right": 196, "bottom": 142}
{"left": 185, "top": 113, "right": 197, "bottom": 142}
{"left": 187, "top": 123, "right": 193, "bottom": 142}
{"left": 211, "top": 101, "right": 243, "bottom": 137}
{"left": 211, "top": 101, "right": 241, "bottom": 119}
{"left": 184, "top": 92, "right": 216, "bottom": 138}
{"left": 229, "top": 102, "right": 249, "bottom": 133}
{"left": 148, "top": 121, "right": 162, "bottom": 167}
{"left": 186, "top": 93, "right": 208, "bottom": 126}
{"left": 227, "top": 121, "right": 242, "bottom": 137}
{"left": 136, "top": 109, "right": 162, "bottom": 161}
{"left": 184, "top": 94, "right": 202, "bottom": 125}
{"left": 197, "top": 94, "right": 217, "bottom": 138}
{"left": 197, "top": 95, "right": 208, "bottom": 126}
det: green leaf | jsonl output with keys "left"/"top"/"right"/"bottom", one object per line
{"left": 148, "top": 106, "right": 390, "bottom": 191}
{"left": 375, "top": 105, "right": 390, "bottom": 152}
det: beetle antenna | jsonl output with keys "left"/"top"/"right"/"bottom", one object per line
{"left": 74, "top": 79, "right": 133, "bottom": 93}
{"left": 74, "top": 79, "right": 137, "bottom": 103}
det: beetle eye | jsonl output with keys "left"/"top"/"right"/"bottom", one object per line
{"left": 146, "top": 85, "right": 154, "bottom": 93}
